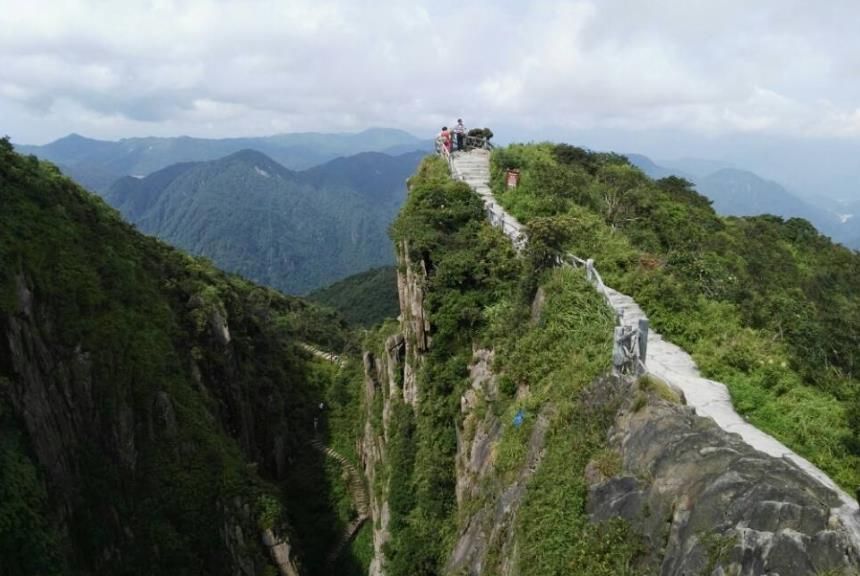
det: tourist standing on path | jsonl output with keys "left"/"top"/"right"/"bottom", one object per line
{"left": 453, "top": 119, "right": 466, "bottom": 151}
{"left": 439, "top": 126, "right": 452, "bottom": 153}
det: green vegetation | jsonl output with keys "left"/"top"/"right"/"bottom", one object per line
{"left": 0, "top": 393, "right": 65, "bottom": 576}
{"left": 380, "top": 155, "right": 646, "bottom": 575}
{"left": 489, "top": 268, "right": 646, "bottom": 575}
{"left": 105, "top": 148, "right": 423, "bottom": 294}
{"left": 384, "top": 156, "right": 522, "bottom": 574}
{"left": 309, "top": 266, "right": 400, "bottom": 327}
{"left": 491, "top": 142, "right": 860, "bottom": 489}
{"left": 0, "top": 138, "right": 365, "bottom": 575}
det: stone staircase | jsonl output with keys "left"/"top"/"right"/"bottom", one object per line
{"left": 450, "top": 150, "right": 526, "bottom": 248}
{"left": 448, "top": 148, "right": 860, "bottom": 548}
{"left": 299, "top": 342, "right": 345, "bottom": 367}
{"left": 309, "top": 438, "right": 370, "bottom": 568}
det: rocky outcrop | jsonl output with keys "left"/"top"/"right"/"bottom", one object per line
{"left": 395, "top": 240, "right": 430, "bottom": 406}
{"left": 0, "top": 271, "right": 301, "bottom": 575}
{"left": 359, "top": 240, "right": 433, "bottom": 575}
{"left": 262, "top": 529, "right": 301, "bottom": 576}
{"left": 447, "top": 349, "right": 552, "bottom": 576}
{"left": 361, "top": 345, "right": 397, "bottom": 576}
{"left": 588, "top": 382, "right": 860, "bottom": 575}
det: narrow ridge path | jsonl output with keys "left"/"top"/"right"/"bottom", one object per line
{"left": 299, "top": 342, "right": 345, "bottom": 366}
{"left": 449, "top": 148, "right": 860, "bottom": 546}
{"left": 309, "top": 438, "right": 369, "bottom": 569}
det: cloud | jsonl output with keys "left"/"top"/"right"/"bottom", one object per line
{"left": 3, "top": 0, "right": 860, "bottom": 143}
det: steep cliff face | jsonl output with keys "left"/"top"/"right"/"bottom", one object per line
{"left": 394, "top": 240, "right": 429, "bottom": 406}
{"left": 357, "top": 154, "right": 860, "bottom": 576}
{"left": 360, "top": 245, "right": 427, "bottom": 576}
{"left": 589, "top": 382, "right": 860, "bottom": 575}
{"left": 2, "top": 270, "right": 305, "bottom": 575}
{"left": 0, "top": 140, "right": 350, "bottom": 576}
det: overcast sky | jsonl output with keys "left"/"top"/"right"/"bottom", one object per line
{"left": 3, "top": 0, "right": 860, "bottom": 196}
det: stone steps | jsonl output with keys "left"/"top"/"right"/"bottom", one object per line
{"left": 447, "top": 149, "right": 860, "bottom": 548}
{"left": 309, "top": 438, "right": 371, "bottom": 566}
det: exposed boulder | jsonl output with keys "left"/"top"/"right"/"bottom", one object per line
{"left": 588, "top": 385, "right": 860, "bottom": 575}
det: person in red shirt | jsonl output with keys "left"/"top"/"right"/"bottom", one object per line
{"left": 439, "top": 126, "right": 452, "bottom": 153}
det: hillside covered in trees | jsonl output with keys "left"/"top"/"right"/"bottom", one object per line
{"left": 106, "top": 149, "right": 423, "bottom": 294}
{"left": 491, "top": 143, "right": 860, "bottom": 489}
{"left": 308, "top": 267, "right": 399, "bottom": 327}
{"left": 0, "top": 139, "right": 369, "bottom": 575}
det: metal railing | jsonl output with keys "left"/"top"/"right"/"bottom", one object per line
{"left": 564, "top": 255, "right": 649, "bottom": 375}
{"left": 441, "top": 143, "right": 648, "bottom": 375}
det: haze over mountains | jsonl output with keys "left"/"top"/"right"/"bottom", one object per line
{"left": 15, "top": 127, "right": 857, "bottom": 306}
{"left": 627, "top": 154, "right": 860, "bottom": 249}
{"left": 16, "top": 128, "right": 432, "bottom": 194}
{"left": 14, "top": 128, "right": 429, "bottom": 294}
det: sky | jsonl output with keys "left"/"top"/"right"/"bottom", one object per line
{"left": 2, "top": 0, "right": 860, "bottom": 200}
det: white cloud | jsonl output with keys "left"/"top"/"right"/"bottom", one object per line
{"left": 3, "top": 0, "right": 860, "bottom": 143}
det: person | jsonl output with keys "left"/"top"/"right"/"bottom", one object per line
{"left": 453, "top": 119, "right": 466, "bottom": 151}
{"left": 439, "top": 126, "right": 452, "bottom": 153}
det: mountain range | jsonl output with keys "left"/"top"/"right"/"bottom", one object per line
{"left": 16, "top": 128, "right": 433, "bottom": 194}
{"left": 106, "top": 149, "right": 423, "bottom": 294}
{"left": 626, "top": 153, "right": 860, "bottom": 249}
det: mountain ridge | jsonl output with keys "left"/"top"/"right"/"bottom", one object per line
{"left": 627, "top": 152, "right": 859, "bottom": 248}
{"left": 16, "top": 128, "right": 433, "bottom": 193}
{"left": 106, "top": 148, "right": 425, "bottom": 294}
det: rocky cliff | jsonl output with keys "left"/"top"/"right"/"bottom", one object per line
{"left": 0, "top": 139, "right": 351, "bottom": 576}
{"left": 356, "top": 154, "right": 860, "bottom": 576}
{"left": 590, "top": 379, "right": 860, "bottom": 575}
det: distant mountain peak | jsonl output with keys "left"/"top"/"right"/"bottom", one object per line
{"left": 220, "top": 149, "right": 292, "bottom": 177}
{"left": 54, "top": 132, "right": 105, "bottom": 144}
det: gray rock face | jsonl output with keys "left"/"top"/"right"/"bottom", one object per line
{"left": 396, "top": 240, "right": 430, "bottom": 406}
{"left": 588, "top": 389, "right": 860, "bottom": 575}
{"left": 361, "top": 345, "right": 399, "bottom": 576}
{"left": 1, "top": 272, "right": 299, "bottom": 574}
{"left": 447, "top": 350, "right": 552, "bottom": 576}
{"left": 361, "top": 239, "right": 437, "bottom": 575}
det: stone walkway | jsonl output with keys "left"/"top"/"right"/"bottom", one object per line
{"left": 449, "top": 148, "right": 860, "bottom": 546}
{"left": 310, "top": 438, "right": 369, "bottom": 568}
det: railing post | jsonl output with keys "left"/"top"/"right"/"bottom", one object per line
{"left": 638, "top": 318, "right": 649, "bottom": 366}
{"left": 612, "top": 326, "right": 625, "bottom": 376}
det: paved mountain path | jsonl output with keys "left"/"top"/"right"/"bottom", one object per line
{"left": 449, "top": 148, "right": 860, "bottom": 545}
{"left": 310, "top": 438, "right": 369, "bottom": 568}
{"left": 299, "top": 342, "right": 345, "bottom": 366}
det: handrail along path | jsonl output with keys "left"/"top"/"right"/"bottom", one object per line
{"left": 444, "top": 146, "right": 860, "bottom": 548}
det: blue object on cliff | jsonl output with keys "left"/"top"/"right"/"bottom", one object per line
{"left": 513, "top": 409, "right": 525, "bottom": 428}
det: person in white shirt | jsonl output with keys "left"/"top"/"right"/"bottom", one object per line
{"left": 453, "top": 119, "right": 466, "bottom": 151}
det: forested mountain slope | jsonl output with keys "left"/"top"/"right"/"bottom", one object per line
{"left": 16, "top": 129, "right": 431, "bottom": 193}
{"left": 0, "top": 139, "right": 366, "bottom": 576}
{"left": 491, "top": 143, "right": 860, "bottom": 489}
{"left": 308, "top": 267, "right": 399, "bottom": 327}
{"left": 628, "top": 153, "right": 858, "bottom": 248}
{"left": 106, "top": 150, "right": 423, "bottom": 294}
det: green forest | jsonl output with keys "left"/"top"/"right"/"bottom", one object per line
{"left": 0, "top": 138, "right": 367, "bottom": 576}
{"left": 105, "top": 149, "right": 421, "bottom": 295}
{"left": 491, "top": 143, "right": 860, "bottom": 490}
{"left": 309, "top": 266, "right": 399, "bottom": 327}
{"left": 372, "top": 156, "right": 648, "bottom": 575}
